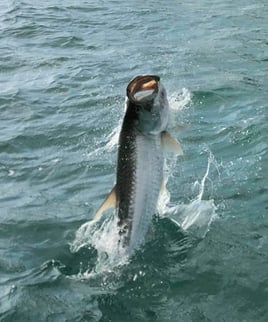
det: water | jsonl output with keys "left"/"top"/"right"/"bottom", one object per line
{"left": 0, "top": 0, "right": 267, "bottom": 321}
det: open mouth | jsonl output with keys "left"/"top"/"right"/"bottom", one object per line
{"left": 127, "top": 75, "right": 160, "bottom": 102}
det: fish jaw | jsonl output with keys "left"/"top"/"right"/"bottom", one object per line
{"left": 125, "top": 75, "right": 169, "bottom": 135}
{"left": 127, "top": 75, "right": 160, "bottom": 104}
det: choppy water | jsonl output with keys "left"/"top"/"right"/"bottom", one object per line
{"left": 0, "top": 1, "right": 267, "bottom": 321}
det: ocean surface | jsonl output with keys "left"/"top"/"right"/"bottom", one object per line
{"left": 0, "top": 1, "right": 267, "bottom": 321}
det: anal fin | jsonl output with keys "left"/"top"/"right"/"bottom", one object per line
{"left": 94, "top": 185, "right": 117, "bottom": 220}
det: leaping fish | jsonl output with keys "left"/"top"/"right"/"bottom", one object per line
{"left": 94, "top": 75, "right": 183, "bottom": 255}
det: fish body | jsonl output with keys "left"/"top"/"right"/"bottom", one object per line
{"left": 94, "top": 75, "right": 183, "bottom": 255}
{"left": 116, "top": 119, "right": 164, "bottom": 252}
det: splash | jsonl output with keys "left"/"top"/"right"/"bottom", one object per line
{"left": 168, "top": 88, "right": 192, "bottom": 130}
{"left": 169, "top": 87, "right": 192, "bottom": 112}
{"left": 160, "top": 150, "right": 218, "bottom": 238}
{"left": 104, "top": 122, "right": 121, "bottom": 152}
{"left": 70, "top": 212, "right": 129, "bottom": 278}
{"left": 86, "top": 123, "right": 121, "bottom": 159}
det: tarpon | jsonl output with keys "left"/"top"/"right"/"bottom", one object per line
{"left": 94, "top": 75, "right": 183, "bottom": 255}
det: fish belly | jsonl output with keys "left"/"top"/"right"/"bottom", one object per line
{"left": 124, "top": 133, "right": 163, "bottom": 253}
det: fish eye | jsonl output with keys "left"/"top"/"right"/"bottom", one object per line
{"left": 135, "top": 104, "right": 142, "bottom": 112}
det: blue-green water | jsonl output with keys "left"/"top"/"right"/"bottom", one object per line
{"left": 0, "top": 1, "right": 267, "bottom": 321}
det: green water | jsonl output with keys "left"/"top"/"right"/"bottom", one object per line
{"left": 0, "top": 1, "right": 267, "bottom": 321}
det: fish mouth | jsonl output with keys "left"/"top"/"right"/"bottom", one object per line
{"left": 127, "top": 75, "right": 160, "bottom": 103}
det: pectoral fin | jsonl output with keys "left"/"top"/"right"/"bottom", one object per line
{"left": 161, "top": 131, "right": 184, "bottom": 156}
{"left": 94, "top": 185, "right": 117, "bottom": 220}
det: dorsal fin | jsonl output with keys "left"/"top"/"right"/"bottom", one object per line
{"left": 94, "top": 185, "right": 117, "bottom": 220}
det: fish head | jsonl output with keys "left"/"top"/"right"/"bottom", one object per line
{"left": 126, "top": 75, "right": 169, "bottom": 134}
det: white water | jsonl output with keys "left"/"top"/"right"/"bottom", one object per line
{"left": 159, "top": 150, "right": 218, "bottom": 239}
{"left": 71, "top": 89, "right": 217, "bottom": 277}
